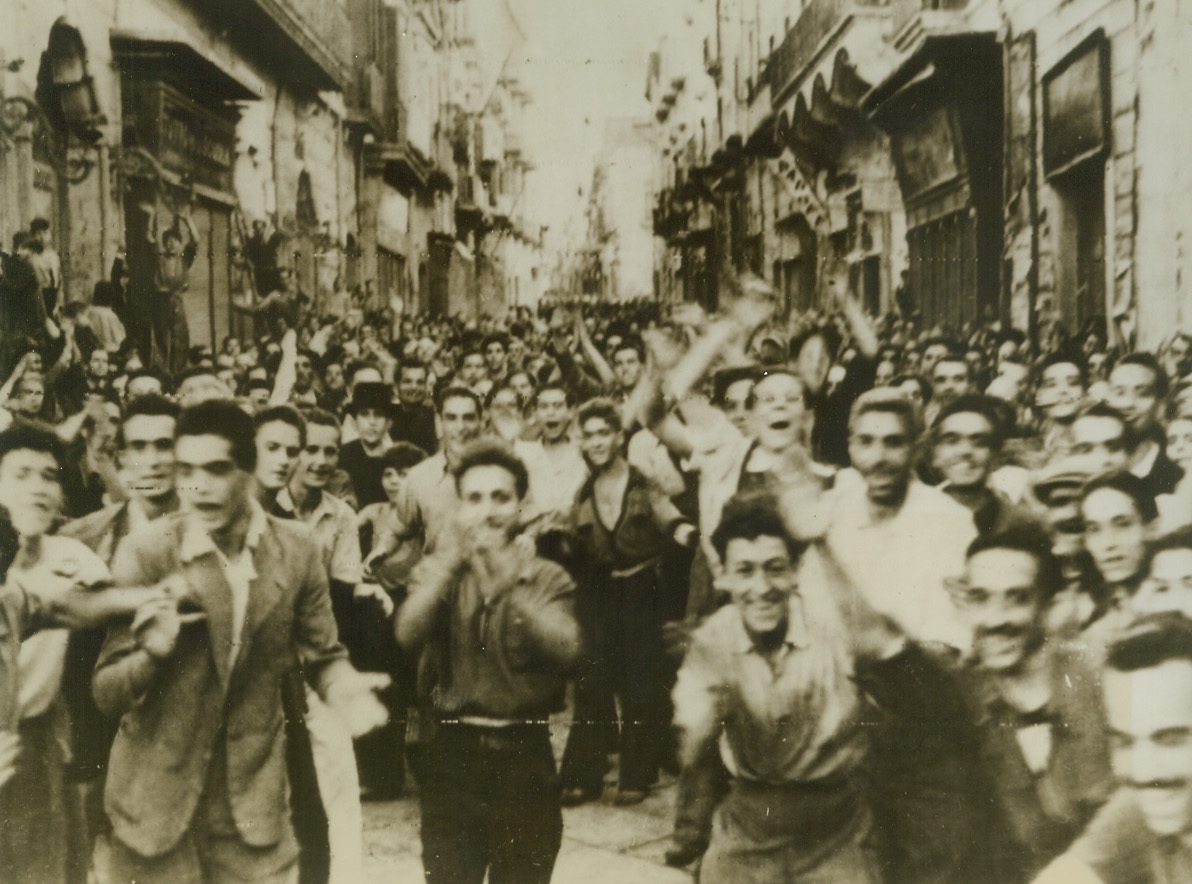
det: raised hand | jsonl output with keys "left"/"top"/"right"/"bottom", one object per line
{"left": 132, "top": 598, "right": 205, "bottom": 659}
{"left": 325, "top": 670, "right": 390, "bottom": 737}
{"left": 728, "top": 275, "right": 777, "bottom": 335}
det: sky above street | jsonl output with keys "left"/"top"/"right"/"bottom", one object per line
{"left": 507, "top": 0, "right": 681, "bottom": 252}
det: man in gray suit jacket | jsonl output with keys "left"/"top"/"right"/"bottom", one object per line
{"left": 94, "top": 399, "right": 387, "bottom": 884}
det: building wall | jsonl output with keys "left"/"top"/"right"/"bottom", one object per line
{"left": 1, "top": 0, "right": 359, "bottom": 350}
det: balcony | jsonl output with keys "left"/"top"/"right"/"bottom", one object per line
{"left": 366, "top": 100, "right": 432, "bottom": 194}
{"left": 653, "top": 188, "right": 690, "bottom": 240}
{"left": 346, "top": 61, "right": 385, "bottom": 132}
{"left": 769, "top": 0, "right": 886, "bottom": 104}
{"left": 204, "top": 0, "right": 352, "bottom": 91}
{"left": 889, "top": 0, "right": 973, "bottom": 53}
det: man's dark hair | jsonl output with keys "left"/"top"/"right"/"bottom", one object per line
{"left": 381, "top": 442, "right": 428, "bottom": 473}
{"left": 0, "top": 422, "right": 66, "bottom": 471}
{"left": 922, "top": 336, "right": 961, "bottom": 357}
{"left": 711, "top": 491, "right": 806, "bottom": 564}
{"left": 1143, "top": 526, "right": 1192, "bottom": 577}
{"left": 482, "top": 332, "right": 509, "bottom": 351}
{"left": 457, "top": 347, "right": 485, "bottom": 369}
{"left": 577, "top": 397, "right": 623, "bottom": 434}
{"left": 301, "top": 407, "right": 341, "bottom": 435}
{"left": 127, "top": 367, "right": 171, "bottom": 395}
{"left": 610, "top": 336, "right": 644, "bottom": 360}
{"left": 1111, "top": 352, "right": 1169, "bottom": 400}
{"left": 711, "top": 365, "right": 760, "bottom": 407}
{"left": 1074, "top": 402, "right": 1136, "bottom": 450}
{"left": 1034, "top": 351, "right": 1089, "bottom": 389}
{"left": 966, "top": 523, "right": 1064, "bottom": 601}
{"left": 398, "top": 360, "right": 429, "bottom": 381}
{"left": 1080, "top": 469, "right": 1159, "bottom": 524}
{"left": 453, "top": 440, "right": 530, "bottom": 500}
{"left": 253, "top": 404, "right": 307, "bottom": 449}
{"left": 117, "top": 393, "right": 180, "bottom": 449}
{"left": 435, "top": 385, "right": 482, "bottom": 416}
{"left": 890, "top": 373, "right": 933, "bottom": 405}
{"left": 1107, "top": 612, "right": 1192, "bottom": 673}
{"left": 175, "top": 400, "right": 258, "bottom": 473}
{"left": 931, "top": 354, "right": 972, "bottom": 380}
{"left": 29, "top": 217, "right": 50, "bottom": 235}
{"left": 532, "top": 381, "right": 573, "bottom": 408}
{"left": 932, "top": 393, "right": 1007, "bottom": 449}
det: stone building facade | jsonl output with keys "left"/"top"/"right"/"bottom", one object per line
{"left": 650, "top": 0, "right": 1192, "bottom": 348}
{"left": 0, "top": 0, "right": 543, "bottom": 364}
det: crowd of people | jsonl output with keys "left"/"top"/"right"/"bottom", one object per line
{"left": 2, "top": 223, "right": 1192, "bottom": 884}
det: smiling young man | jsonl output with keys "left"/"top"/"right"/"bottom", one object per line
{"left": 60, "top": 393, "right": 182, "bottom": 849}
{"left": 931, "top": 394, "right": 1038, "bottom": 536}
{"left": 395, "top": 440, "right": 579, "bottom": 884}
{"left": 94, "top": 399, "right": 387, "bottom": 884}
{"left": 1107, "top": 354, "right": 1185, "bottom": 498}
{"left": 0, "top": 422, "right": 178, "bottom": 883}
{"left": 1036, "top": 613, "right": 1192, "bottom": 883}
{"left": 672, "top": 492, "right": 881, "bottom": 883}
{"left": 945, "top": 526, "right": 1114, "bottom": 881}
{"left": 386, "top": 386, "right": 484, "bottom": 555}
{"left": 1034, "top": 353, "right": 1088, "bottom": 458}
{"left": 811, "top": 388, "right": 975, "bottom": 649}
{"left": 559, "top": 399, "right": 693, "bottom": 807}
{"left": 514, "top": 383, "right": 588, "bottom": 524}
{"left": 252, "top": 404, "right": 305, "bottom": 503}
{"left": 389, "top": 361, "right": 437, "bottom": 454}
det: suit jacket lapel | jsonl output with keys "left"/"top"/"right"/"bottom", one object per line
{"left": 184, "top": 554, "right": 235, "bottom": 688}
{"left": 232, "top": 527, "right": 286, "bottom": 678}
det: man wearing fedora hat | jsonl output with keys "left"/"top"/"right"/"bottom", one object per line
{"left": 339, "top": 382, "right": 395, "bottom": 509}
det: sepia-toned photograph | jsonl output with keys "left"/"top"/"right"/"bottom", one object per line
{"left": 1, "top": 0, "right": 1191, "bottom": 881}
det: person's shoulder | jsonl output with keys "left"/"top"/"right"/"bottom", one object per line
{"left": 122, "top": 511, "right": 186, "bottom": 549}
{"left": 58, "top": 501, "right": 124, "bottom": 545}
{"left": 1068, "top": 788, "right": 1154, "bottom": 879}
{"left": 408, "top": 452, "right": 447, "bottom": 479}
{"left": 523, "top": 556, "right": 575, "bottom": 591}
{"left": 321, "top": 490, "right": 357, "bottom": 519}
{"left": 690, "top": 604, "right": 743, "bottom": 653}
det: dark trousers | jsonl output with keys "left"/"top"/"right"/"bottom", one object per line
{"left": 281, "top": 669, "right": 330, "bottom": 884}
{"left": 337, "top": 588, "right": 410, "bottom": 797}
{"left": 561, "top": 566, "right": 669, "bottom": 792}
{"left": 150, "top": 292, "right": 188, "bottom": 375}
{"left": 0, "top": 708, "right": 84, "bottom": 884}
{"left": 420, "top": 723, "right": 562, "bottom": 884}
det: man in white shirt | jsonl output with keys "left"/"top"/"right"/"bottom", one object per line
{"left": 812, "top": 388, "right": 976, "bottom": 650}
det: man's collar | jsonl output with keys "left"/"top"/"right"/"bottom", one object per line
{"left": 1131, "top": 438, "right": 1161, "bottom": 478}
{"left": 732, "top": 594, "right": 808, "bottom": 655}
{"left": 180, "top": 496, "right": 268, "bottom": 563}
{"left": 274, "top": 485, "right": 325, "bottom": 517}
